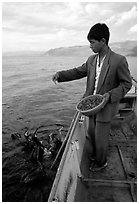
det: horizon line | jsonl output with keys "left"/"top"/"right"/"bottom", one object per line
{"left": 2, "top": 39, "right": 136, "bottom": 54}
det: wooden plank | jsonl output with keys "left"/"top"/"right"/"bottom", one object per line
{"left": 81, "top": 178, "right": 137, "bottom": 186}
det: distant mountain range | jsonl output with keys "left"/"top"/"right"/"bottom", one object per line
{"left": 3, "top": 40, "right": 136, "bottom": 57}
{"left": 45, "top": 40, "right": 137, "bottom": 57}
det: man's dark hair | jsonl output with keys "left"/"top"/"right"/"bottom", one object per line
{"left": 87, "top": 23, "right": 110, "bottom": 45}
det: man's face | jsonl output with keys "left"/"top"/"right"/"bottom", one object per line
{"left": 89, "top": 39, "right": 104, "bottom": 53}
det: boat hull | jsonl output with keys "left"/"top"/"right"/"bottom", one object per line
{"left": 48, "top": 92, "right": 137, "bottom": 202}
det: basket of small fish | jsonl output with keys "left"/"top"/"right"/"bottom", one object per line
{"left": 76, "top": 94, "right": 105, "bottom": 116}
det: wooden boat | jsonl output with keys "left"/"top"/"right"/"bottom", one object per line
{"left": 48, "top": 81, "right": 137, "bottom": 202}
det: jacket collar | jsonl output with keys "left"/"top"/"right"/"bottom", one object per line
{"left": 96, "top": 47, "right": 112, "bottom": 93}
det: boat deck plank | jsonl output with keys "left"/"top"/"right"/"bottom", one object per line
{"left": 75, "top": 111, "right": 137, "bottom": 202}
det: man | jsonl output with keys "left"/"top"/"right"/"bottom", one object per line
{"left": 52, "top": 23, "right": 132, "bottom": 171}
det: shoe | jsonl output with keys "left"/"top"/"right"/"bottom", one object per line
{"left": 89, "top": 161, "right": 108, "bottom": 172}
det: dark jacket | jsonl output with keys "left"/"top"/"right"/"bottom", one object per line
{"left": 58, "top": 48, "right": 132, "bottom": 122}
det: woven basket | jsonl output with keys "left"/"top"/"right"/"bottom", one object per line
{"left": 76, "top": 94, "right": 105, "bottom": 116}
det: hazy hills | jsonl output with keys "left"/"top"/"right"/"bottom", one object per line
{"left": 3, "top": 40, "right": 136, "bottom": 57}
{"left": 45, "top": 40, "right": 137, "bottom": 58}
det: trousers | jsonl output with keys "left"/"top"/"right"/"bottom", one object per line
{"left": 88, "top": 115, "right": 111, "bottom": 166}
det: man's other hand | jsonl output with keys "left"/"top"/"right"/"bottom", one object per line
{"left": 52, "top": 72, "right": 59, "bottom": 84}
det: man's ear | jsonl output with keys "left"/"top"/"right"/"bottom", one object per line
{"left": 101, "top": 38, "right": 106, "bottom": 44}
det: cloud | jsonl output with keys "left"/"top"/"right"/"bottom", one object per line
{"left": 129, "top": 24, "right": 137, "bottom": 33}
{"left": 2, "top": 2, "right": 137, "bottom": 52}
{"left": 127, "top": 24, "right": 137, "bottom": 42}
{"left": 85, "top": 3, "right": 114, "bottom": 18}
{"left": 2, "top": 3, "right": 18, "bottom": 21}
{"left": 68, "top": 2, "right": 84, "bottom": 15}
{"left": 3, "top": 2, "right": 86, "bottom": 36}
{"left": 115, "top": 5, "right": 137, "bottom": 26}
{"left": 85, "top": 3, "right": 99, "bottom": 16}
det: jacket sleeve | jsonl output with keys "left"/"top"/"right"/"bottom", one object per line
{"left": 109, "top": 56, "right": 132, "bottom": 103}
{"left": 57, "top": 62, "right": 88, "bottom": 82}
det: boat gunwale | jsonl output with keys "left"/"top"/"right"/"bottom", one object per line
{"left": 48, "top": 111, "right": 81, "bottom": 201}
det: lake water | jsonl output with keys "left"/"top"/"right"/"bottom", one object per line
{"left": 2, "top": 53, "right": 137, "bottom": 201}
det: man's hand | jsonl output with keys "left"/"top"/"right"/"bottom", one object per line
{"left": 103, "top": 92, "right": 110, "bottom": 101}
{"left": 52, "top": 72, "right": 59, "bottom": 84}
{"left": 102, "top": 93, "right": 110, "bottom": 108}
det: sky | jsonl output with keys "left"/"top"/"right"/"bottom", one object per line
{"left": 2, "top": 1, "right": 137, "bottom": 52}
